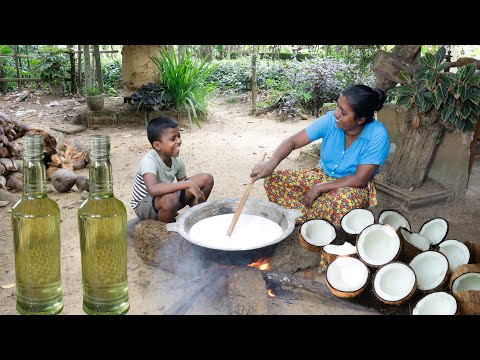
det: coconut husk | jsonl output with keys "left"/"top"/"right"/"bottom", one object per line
{"left": 397, "top": 227, "right": 422, "bottom": 263}
{"left": 449, "top": 263, "right": 480, "bottom": 290}
{"left": 464, "top": 241, "right": 480, "bottom": 264}
{"left": 452, "top": 291, "right": 480, "bottom": 315}
{"left": 46, "top": 166, "right": 58, "bottom": 180}
{"left": 298, "top": 227, "right": 323, "bottom": 253}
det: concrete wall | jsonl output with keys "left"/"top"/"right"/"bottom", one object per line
{"left": 122, "top": 45, "right": 166, "bottom": 96}
{"left": 377, "top": 103, "right": 473, "bottom": 194}
{"left": 428, "top": 130, "right": 472, "bottom": 193}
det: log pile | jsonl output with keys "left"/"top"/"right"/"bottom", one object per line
{"left": 0, "top": 113, "right": 29, "bottom": 192}
{"left": 0, "top": 112, "right": 88, "bottom": 194}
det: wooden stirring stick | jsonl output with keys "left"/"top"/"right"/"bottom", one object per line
{"left": 226, "top": 152, "right": 267, "bottom": 237}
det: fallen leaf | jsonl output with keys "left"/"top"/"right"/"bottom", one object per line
{"left": 1, "top": 283, "right": 16, "bottom": 289}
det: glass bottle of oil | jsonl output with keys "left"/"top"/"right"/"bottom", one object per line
{"left": 11, "top": 134, "right": 63, "bottom": 315}
{"left": 78, "top": 134, "right": 129, "bottom": 315}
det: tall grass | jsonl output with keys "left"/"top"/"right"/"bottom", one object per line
{"left": 150, "top": 50, "right": 216, "bottom": 128}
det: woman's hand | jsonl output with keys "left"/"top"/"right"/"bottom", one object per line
{"left": 304, "top": 184, "right": 323, "bottom": 208}
{"left": 250, "top": 160, "right": 277, "bottom": 182}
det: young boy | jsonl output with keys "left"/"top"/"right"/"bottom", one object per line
{"left": 130, "top": 115, "right": 214, "bottom": 223}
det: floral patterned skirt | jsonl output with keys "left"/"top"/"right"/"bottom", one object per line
{"left": 263, "top": 165, "right": 378, "bottom": 273}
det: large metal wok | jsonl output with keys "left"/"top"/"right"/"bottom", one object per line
{"left": 166, "top": 198, "right": 302, "bottom": 251}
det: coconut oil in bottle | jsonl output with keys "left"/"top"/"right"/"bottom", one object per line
{"left": 11, "top": 134, "right": 63, "bottom": 315}
{"left": 78, "top": 135, "right": 129, "bottom": 315}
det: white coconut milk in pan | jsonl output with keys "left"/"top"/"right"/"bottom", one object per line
{"left": 188, "top": 213, "right": 283, "bottom": 249}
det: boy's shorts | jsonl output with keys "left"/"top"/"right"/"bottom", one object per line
{"left": 134, "top": 189, "right": 187, "bottom": 221}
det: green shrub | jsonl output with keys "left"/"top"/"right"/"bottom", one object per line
{"left": 388, "top": 46, "right": 480, "bottom": 132}
{"left": 33, "top": 46, "right": 69, "bottom": 86}
{"left": 150, "top": 50, "right": 217, "bottom": 129}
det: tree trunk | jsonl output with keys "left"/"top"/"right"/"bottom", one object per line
{"left": 372, "top": 45, "right": 422, "bottom": 93}
{"left": 199, "top": 45, "right": 212, "bottom": 61}
{"left": 250, "top": 45, "right": 259, "bottom": 115}
{"left": 386, "top": 108, "right": 443, "bottom": 188}
{"left": 83, "top": 45, "right": 93, "bottom": 90}
{"left": 93, "top": 45, "right": 104, "bottom": 93}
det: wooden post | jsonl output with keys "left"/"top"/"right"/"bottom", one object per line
{"left": 77, "top": 45, "right": 82, "bottom": 94}
{"left": 0, "top": 48, "right": 6, "bottom": 95}
{"left": 13, "top": 45, "right": 21, "bottom": 91}
{"left": 250, "top": 45, "right": 259, "bottom": 115}
{"left": 69, "top": 48, "right": 77, "bottom": 94}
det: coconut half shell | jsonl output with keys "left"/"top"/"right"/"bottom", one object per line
{"left": 372, "top": 261, "right": 417, "bottom": 306}
{"left": 298, "top": 219, "right": 336, "bottom": 253}
{"left": 378, "top": 209, "right": 411, "bottom": 231}
{"left": 438, "top": 240, "right": 470, "bottom": 273}
{"left": 326, "top": 256, "right": 370, "bottom": 298}
{"left": 409, "top": 250, "right": 449, "bottom": 293}
{"left": 321, "top": 242, "right": 357, "bottom": 265}
{"left": 340, "top": 208, "right": 375, "bottom": 242}
{"left": 412, "top": 292, "right": 457, "bottom": 315}
{"left": 449, "top": 264, "right": 480, "bottom": 314}
{"left": 397, "top": 227, "right": 430, "bottom": 263}
{"left": 449, "top": 263, "right": 480, "bottom": 291}
{"left": 419, "top": 217, "right": 449, "bottom": 246}
{"left": 356, "top": 223, "right": 401, "bottom": 268}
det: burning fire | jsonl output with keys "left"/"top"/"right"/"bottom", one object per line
{"left": 248, "top": 257, "right": 271, "bottom": 271}
{"left": 267, "top": 288, "right": 276, "bottom": 298}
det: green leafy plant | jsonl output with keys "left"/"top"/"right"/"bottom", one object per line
{"left": 388, "top": 46, "right": 480, "bottom": 132}
{"left": 33, "top": 46, "right": 69, "bottom": 86}
{"left": 150, "top": 50, "right": 217, "bottom": 128}
{"left": 131, "top": 83, "right": 173, "bottom": 126}
{"left": 85, "top": 86, "right": 101, "bottom": 96}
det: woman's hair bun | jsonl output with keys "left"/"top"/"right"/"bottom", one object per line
{"left": 374, "top": 88, "right": 387, "bottom": 112}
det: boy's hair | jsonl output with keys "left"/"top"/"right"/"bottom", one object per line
{"left": 146, "top": 116, "right": 178, "bottom": 146}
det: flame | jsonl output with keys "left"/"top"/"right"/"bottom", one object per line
{"left": 248, "top": 257, "right": 271, "bottom": 271}
{"left": 267, "top": 288, "right": 276, "bottom": 298}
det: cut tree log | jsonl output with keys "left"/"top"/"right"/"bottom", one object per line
{"left": 386, "top": 109, "right": 443, "bottom": 189}
{"left": 372, "top": 45, "right": 422, "bottom": 93}
{"left": 261, "top": 270, "right": 378, "bottom": 313}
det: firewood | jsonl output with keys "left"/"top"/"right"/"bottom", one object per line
{"left": 261, "top": 270, "right": 379, "bottom": 313}
{"left": 0, "top": 158, "right": 18, "bottom": 172}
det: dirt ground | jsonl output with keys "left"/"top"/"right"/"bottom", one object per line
{"left": 1, "top": 90, "right": 479, "bottom": 315}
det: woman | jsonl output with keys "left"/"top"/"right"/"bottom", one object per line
{"left": 250, "top": 84, "right": 390, "bottom": 228}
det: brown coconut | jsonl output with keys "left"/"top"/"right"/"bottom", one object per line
{"left": 449, "top": 263, "right": 480, "bottom": 315}
{"left": 75, "top": 175, "right": 89, "bottom": 192}
{"left": 51, "top": 168, "right": 77, "bottom": 193}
